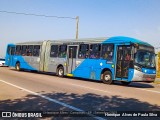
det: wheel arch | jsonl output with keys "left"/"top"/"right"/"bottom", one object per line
{"left": 57, "top": 64, "right": 64, "bottom": 69}
{"left": 15, "top": 61, "right": 21, "bottom": 71}
{"left": 15, "top": 61, "right": 20, "bottom": 67}
{"left": 56, "top": 64, "right": 64, "bottom": 75}
{"left": 100, "top": 68, "right": 112, "bottom": 80}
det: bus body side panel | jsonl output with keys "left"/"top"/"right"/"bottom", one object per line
{"left": 46, "top": 42, "right": 68, "bottom": 73}
{"left": 128, "top": 68, "right": 134, "bottom": 82}
{"left": 27, "top": 56, "right": 40, "bottom": 70}
{"left": 47, "top": 43, "right": 67, "bottom": 73}
{"left": 14, "top": 56, "right": 37, "bottom": 70}
{"left": 72, "top": 59, "right": 90, "bottom": 78}
{"left": 72, "top": 59, "right": 114, "bottom": 80}
{"left": 22, "top": 56, "right": 34, "bottom": 69}
{"left": 48, "top": 58, "right": 67, "bottom": 73}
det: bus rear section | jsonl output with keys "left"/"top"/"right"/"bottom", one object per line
{"left": 5, "top": 42, "right": 44, "bottom": 71}
{"left": 5, "top": 44, "right": 15, "bottom": 67}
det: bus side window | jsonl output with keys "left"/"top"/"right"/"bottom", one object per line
{"left": 101, "top": 44, "right": 114, "bottom": 61}
{"left": 33, "top": 45, "right": 40, "bottom": 57}
{"left": 89, "top": 44, "right": 101, "bottom": 59}
{"left": 27, "top": 45, "right": 33, "bottom": 56}
{"left": 58, "top": 45, "right": 67, "bottom": 58}
{"left": 50, "top": 45, "right": 58, "bottom": 57}
{"left": 78, "top": 44, "right": 89, "bottom": 59}
{"left": 21, "top": 45, "right": 27, "bottom": 56}
{"left": 11, "top": 47, "right": 15, "bottom": 55}
{"left": 16, "top": 45, "right": 21, "bottom": 55}
{"left": 7, "top": 46, "right": 11, "bottom": 55}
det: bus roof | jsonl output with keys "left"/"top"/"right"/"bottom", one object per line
{"left": 103, "top": 36, "right": 152, "bottom": 46}
{"left": 13, "top": 36, "right": 152, "bottom": 47}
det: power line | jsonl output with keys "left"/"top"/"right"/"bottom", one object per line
{"left": 0, "top": 10, "right": 76, "bottom": 19}
{"left": 0, "top": 10, "right": 79, "bottom": 39}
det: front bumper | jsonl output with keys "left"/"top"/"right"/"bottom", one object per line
{"left": 132, "top": 69, "right": 156, "bottom": 82}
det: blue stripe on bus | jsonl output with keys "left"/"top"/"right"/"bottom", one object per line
{"left": 72, "top": 59, "right": 114, "bottom": 81}
{"left": 14, "top": 56, "right": 38, "bottom": 71}
{"left": 103, "top": 36, "right": 152, "bottom": 46}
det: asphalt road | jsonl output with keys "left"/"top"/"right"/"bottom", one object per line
{"left": 0, "top": 67, "right": 160, "bottom": 120}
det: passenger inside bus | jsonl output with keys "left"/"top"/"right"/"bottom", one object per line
{"left": 125, "top": 53, "right": 131, "bottom": 60}
{"left": 60, "top": 52, "right": 66, "bottom": 58}
{"left": 103, "top": 51, "right": 113, "bottom": 61}
{"left": 27, "top": 49, "right": 32, "bottom": 56}
{"left": 90, "top": 52, "right": 100, "bottom": 59}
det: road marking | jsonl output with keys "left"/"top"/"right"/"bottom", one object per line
{"left": 9, "top": 68, "right": 159, "bottom": 95}
{"left": 55, "top": 80, "right": 160, "bottom": 95}
{"left": 0, "top": 80, "right": 105, "bottom": 120}
{"left": 70, "top": 83, "right": 160, "bottom": 94}
{"left": 49, "top": 78, "right": 160, "bottom": 95}
{"left": 135, "top": 88, "right": 160, "bottom": 94}
{"left": 70, "top": 83, "right": 111, "bottom": 94}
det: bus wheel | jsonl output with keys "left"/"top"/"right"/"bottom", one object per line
{"left": 102, "top": 71, "right": 113, "bottom": 84}
{"left": 15, "top": 63, "right": 21, "bottom": 71}
{"left": 57, "top": 66, "right": 64, "bottom": 77}
{"left": 121, "top": 81, "right": 131, "bottom": 86}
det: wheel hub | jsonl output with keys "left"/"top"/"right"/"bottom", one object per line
{"left": 59, "top": 69, "right": 63, "bottom": 75}
{"left": 104, "top": 75, "right": 110, "bottom": 81}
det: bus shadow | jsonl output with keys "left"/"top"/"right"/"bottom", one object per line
{"left": 10, "top": 68, "right": 155, "bottom": 88}
{"left": 67, "top": 77, "right": 155, "bottom": 88}
{"left": 113, "top": 81, "right": 155, "bottom": 88}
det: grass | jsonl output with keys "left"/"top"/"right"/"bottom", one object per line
{"left": 154, "top": 71, "right": 160, "bottom": 84}
{"left": 156, "top": 71, "right": 160, "bottom": 78}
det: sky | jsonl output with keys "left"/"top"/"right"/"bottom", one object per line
{"left": 0, "top": 0, "right": 160, "bottom": 57}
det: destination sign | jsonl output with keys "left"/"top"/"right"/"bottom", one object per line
{"left": 138, "top": 45, "right": 154, "bottom": 52}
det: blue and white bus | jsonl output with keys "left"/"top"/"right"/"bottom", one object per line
{"left": 5, "top": 36, "right": 156, "bottom": 85}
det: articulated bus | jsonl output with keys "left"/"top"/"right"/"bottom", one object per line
{"left": 5, "top": 36, "right": 156, "bottom": 85}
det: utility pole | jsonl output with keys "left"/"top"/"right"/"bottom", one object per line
{"left": 76, "top": 16, "right": 79, "bottom": 40}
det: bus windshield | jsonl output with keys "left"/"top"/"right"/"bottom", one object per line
{"left": 135, "top": 50, "right": 156, "bottom": 68}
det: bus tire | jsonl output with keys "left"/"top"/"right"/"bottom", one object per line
{"left": 121, "top": 81, "right": 131, "bottom": 86}
{"left": 15, "top": 62, "right": 21, "bottom": 71}
{"left": 57, "top": 66, "right": 64, "bottom": 77}
{"left": 102, "top": 71, "right": 113, "bottom": 84}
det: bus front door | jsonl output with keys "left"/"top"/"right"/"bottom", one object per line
{"left": 116, "top": 45, "right": 131, "bottom": 80}
{"left": 67, "top": 46, "right": 78, "bottom": 75}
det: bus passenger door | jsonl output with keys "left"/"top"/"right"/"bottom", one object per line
{"left": 67, "top": 46, "right": 78, "bottom": 74}
{"left": 116, "top": 45, "right": 131, "bottom": 80}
